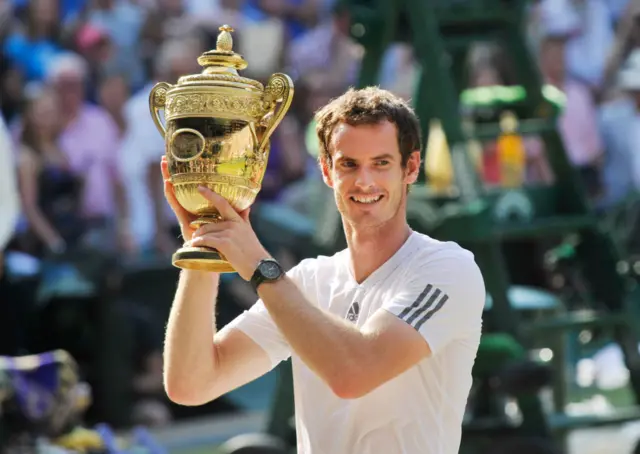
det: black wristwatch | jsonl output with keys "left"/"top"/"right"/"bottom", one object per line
{"left": 250, "top": 258, "right": 285, "bottom": 291}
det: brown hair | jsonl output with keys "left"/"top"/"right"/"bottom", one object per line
{"left": 314, "top": 86, "right": 422, "bottom": 167}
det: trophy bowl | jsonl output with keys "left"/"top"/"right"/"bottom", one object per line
{"left": 149, "top": 25, "right": 294, "bottom": 272}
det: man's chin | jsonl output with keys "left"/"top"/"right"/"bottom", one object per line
{"left": 344, "top": 212, "right": 389, "bottom": 229}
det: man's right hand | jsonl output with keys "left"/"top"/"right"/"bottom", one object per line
{"left": 161, "top": 156, "right": 197, "bottom": 242}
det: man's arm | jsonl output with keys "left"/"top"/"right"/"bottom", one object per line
{"left": 257, "top": 278, "right": 430, "bottom": 399}
{"left": 256, "top": 252, "right": 485, "bottom": 399}
{"left": 160, "top": 161, "right": 276, "bottom": 406}
{"left": 188, "top": 187, "right": 485, "bottom": 401}
{"left": 162, "top": 270, "right": 273, "bottom": 405}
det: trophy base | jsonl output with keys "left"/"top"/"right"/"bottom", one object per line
{"left": 172, "top": 246, "right": 236, "bottom": 273}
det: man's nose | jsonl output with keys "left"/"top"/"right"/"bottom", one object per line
{"left": 355, "top": 168, "right": 374, "bottom": 189}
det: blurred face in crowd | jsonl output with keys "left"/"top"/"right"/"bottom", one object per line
{"left": 95, "top": 0, "right": 114, "bottom": 9}
{"left": 540, "top": 38, "right": 566, "bottom": 84}
{"left": 27, "top": 91, "right": 61, "bottom": 139}
{"left": 168, "top": 50, "right": 202, "bottom": 82}
{"left": 30, "top": 0, "right": 58, "bottom": 27}
{"left": 99, "top": 75, "right": 128, "bottom": 114}
{"left": 322, "top": 121, "right": 420, "bottom": 230}
{"left": 1, "top": 68, "right": 23, "bottom": 107}
{"left": 159, "top": 0, "right": 184, "bottom": 16}
{"left": 333, "top": 9, "right": 351, "bottom": 37}
{"left": 628, "top": 88, "right": 640, "bottom": 108}
{"left": 81, "top": 35, "right": 113, "bottom": 64}
{"left": 260, "top": 0, "right": 287, "bottom": 16}
{"left": 53, "top": 71, "right": 85, "bottom": 113}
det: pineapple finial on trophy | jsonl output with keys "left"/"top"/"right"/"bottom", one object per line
{"left": 217, "top": 25, "right": 235, "bottom": 53}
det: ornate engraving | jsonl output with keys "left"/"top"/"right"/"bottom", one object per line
{"left": 263, "top": 74, "right": 289, "bottom": 105}
{"left": 257, "top": 73, "right": 294, "bottom": 152}
{"left": 165, "top": 93, "right": 267, "bottom": 120}
{"left": 153, "top": 84, "right": 168, "bottom": 108}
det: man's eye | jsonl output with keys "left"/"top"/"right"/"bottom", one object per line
{"left": 376, "top": 160, "right": 390, "bottom": 166}
{"left": 341, "top": 161, "right": 356, "bottom": 168}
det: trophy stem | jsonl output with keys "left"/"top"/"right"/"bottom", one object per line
{"left": 190, "top": 213, "right": 221, "bottom": 229}
{"left": 173, "top": 213, "right": 235, "bottom": 273}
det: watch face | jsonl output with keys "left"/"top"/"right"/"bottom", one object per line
{"left": 260, "top": 260, "right": 282, "bottom": 279}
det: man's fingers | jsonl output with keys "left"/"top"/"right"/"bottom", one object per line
{"left": 193, "top": 221, "right": 235, "bottom": 238}
{"left": 163, "top": 179, "right": 182, "bottom": 212}
{"left": 189, "top": 232, "right": 226, "bottom": 250}
{"left": 164, "top": 179, "right": 194, "bottom": 229}
{"left": 160, "top": 157, "right": 170, "bottom": 180}
{"left": 198, "top": 186, "right": 240, "bottom": 221}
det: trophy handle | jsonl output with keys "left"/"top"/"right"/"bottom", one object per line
{"left": 149, "top": 82, "right": 172, "bottom": 136}
{"left": 258, "top": 73, "right": 294, "bottom": 153}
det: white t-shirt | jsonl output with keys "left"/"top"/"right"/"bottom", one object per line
{"left": 228, "top": 231, "right": 485, "bottom": 454}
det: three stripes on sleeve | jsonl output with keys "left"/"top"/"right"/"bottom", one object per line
{"left": 397, "top": 284, "right": 449, "bottom": 331}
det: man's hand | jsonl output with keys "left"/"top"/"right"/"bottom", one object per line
{"left": 189, "top": 186, "right": 270, "bottom": 280}
{"left": 161, "top": 157, "right": 198, "bottom": 242}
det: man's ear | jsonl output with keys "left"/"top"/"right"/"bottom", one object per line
{"left": 404, "top": 150, "right": 421, "bottom": 185}
{"left": 320, "top": 156, "right": 334, "bottom": 188}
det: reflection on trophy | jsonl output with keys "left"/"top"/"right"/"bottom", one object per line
{"left": 148, "top": 25, "right": 294, "bottom": 272}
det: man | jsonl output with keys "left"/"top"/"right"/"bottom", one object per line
{"left": 162, "top": 87, "right": 485, "bottom": 454}
{"left": 539, "top": 35, "right": 604, "bottom": 199}
{"left": 45, "top": 52, "right": 133, "bottom": 254}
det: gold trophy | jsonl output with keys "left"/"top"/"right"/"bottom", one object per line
{"left": 148, "top": 25, "right": 294, "bottom": 272}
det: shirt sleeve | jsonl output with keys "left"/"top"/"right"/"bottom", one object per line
{"left": 382, "top": 250, "right": 485, "bottom": 356}
{"left": 225, "top": 258, "right": 315, "bottom": 368}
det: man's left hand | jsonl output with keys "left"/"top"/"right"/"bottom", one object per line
{"left": 189, "top": 186, "right": 270, "bottom": 280}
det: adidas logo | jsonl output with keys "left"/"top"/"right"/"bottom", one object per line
{"left": 346, "top": 302, "right": 360, "bottom": 323}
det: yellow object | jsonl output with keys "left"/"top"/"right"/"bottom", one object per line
{"left": 497, "top": 111, "right": 526, "bottom": 188}
{"left": 54, "top": 427, "right": 105, "bottom": 452}
{"left": 425, "top": 119, "right": 453, "bottom": 192}
{"left": 148, "top": 24, "right": 294, "bottom": 272}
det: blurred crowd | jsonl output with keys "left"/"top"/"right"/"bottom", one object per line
{"left": 1, "top": 0, "right": 640, "bottom": 428}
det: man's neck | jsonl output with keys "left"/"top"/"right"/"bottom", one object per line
{"left": 344, "top": 216, "right": 412, "bottom": 284}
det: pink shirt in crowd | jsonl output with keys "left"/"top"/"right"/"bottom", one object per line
{"left": 59, "top": 104, "right": 122, "bottom": 219}
{"left": 558, "top": 79, "right": 603, "bottom": 167}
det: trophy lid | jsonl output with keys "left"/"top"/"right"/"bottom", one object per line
{"left": 176, "top": 25, "right": 264, "bottom": 92}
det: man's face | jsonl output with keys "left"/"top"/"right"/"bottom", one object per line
{"left": 321, "top": 121, "right": 420, "bottom": 230}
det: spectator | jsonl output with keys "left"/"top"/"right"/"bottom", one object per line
{"left": 46, "top": 52, "right": 134, "bottom": 255}
{"left": 14, "top": 87, "right": 83, "bottom": 257}
{"left": 537, "top": 0, "right": 617, "bottom": 91}
{"left": 539, "top": 35, "right": 604, "bottom": 198}
{"left": 98, "top": 72, "right": 129, "bottom": 137}
{"left": 616, "top": 48, "right": 640, "bottom": 192}
{"left": 74, "top": 23, "right": 114, "bottom": 102}
{"left": 3, "top": 0, "right": 65, "bottom": 82}
{"left": 85, "top": 0, "right": 146, "bottom": 91}
{"left": 0, "top": 61, "right": 25, "bottom": 123}
{"left": 286, "top": 0, "right": 360, "bottom": 89}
